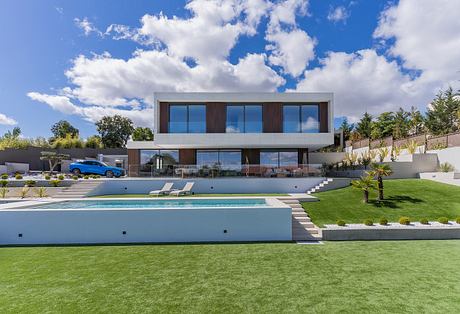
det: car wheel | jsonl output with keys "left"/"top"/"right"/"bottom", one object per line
{"left": 72, "top": 168, "right": 81, "bottom": 175}
{"left": 106, "top": 170, "right": 114, "bottom": 178}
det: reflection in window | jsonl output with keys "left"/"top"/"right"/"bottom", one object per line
{"left": 226, "top": 105, "right": 262, "bottom": 133}
{"left": 169, "top": 104, "right": 206, "bottom": 133}
{"left": 283, "top": 104, "right": 320, "bottom": 133}
{"left": 139, "top": 150, "right": 179, "bottom": 174}
{"left": 196, "top": 150, "right": 242, "bottom": 170}
{"left": 260, "top": 150, "right": 298, "bottom": 167}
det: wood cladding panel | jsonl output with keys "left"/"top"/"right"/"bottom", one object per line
{"left": 159, "top": 102, "right": 169, "bottom": 133}
{"left": 263, "top": 103, "right": 282, "bottom": 133}
{"left": 179, "top": 149, "right": 196, "bottom": 165}
{"left": 298, "top": 148, "right": 309, "bottom": 165}
{"left": 319, "top": 102, "right": 329, "bottom": 133}
{"left": 127, "top": 149, "right": 140, "bottom": 176}
{"left": 206, "top": 103, "right": 226, "bottom": 133}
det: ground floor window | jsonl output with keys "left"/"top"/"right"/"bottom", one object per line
{"left": 260, "top": 150, "right": 298, "bottom": 167}
{"left": 140, "top": 150, "right": 179, "bottom": 174}
{"left": 196, "top": 150, "right": 242, "bottom": 171}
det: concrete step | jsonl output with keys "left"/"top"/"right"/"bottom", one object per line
{"left": 282, "top": 199, "right": 300, "bottom": 204}
{"left": 289, "top": 204, "right": 303, "bottom": 209}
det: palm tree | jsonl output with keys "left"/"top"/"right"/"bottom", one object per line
{"left": 369, "top": 163, "right": 393, "bottom": 201}
{"left": 351, "top": 174, "right": 377, "bottom": 203}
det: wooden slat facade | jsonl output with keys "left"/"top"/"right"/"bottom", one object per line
{"left": 262, "top": 103, "right": 283, "bottom": 133}
{"left": 319, "top": 102, "right": 329, "bottom": 133}
{"left": 179, "top": 149, "right": 196, "bottom": 165}
{"left": 159, "top": 102, "right": 169, "bottom": 133}
{"left": 127, "top": 149, "right": 140, "bottom": 176}
{"left": 206, "top": 102, "right": 226, "bottom": 133}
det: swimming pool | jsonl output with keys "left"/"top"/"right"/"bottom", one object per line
{"left": 28, "top": 198, "right": 269, "bottom": 210}
{"left": 0, "top": 198, "right": 291, "bottom": 245}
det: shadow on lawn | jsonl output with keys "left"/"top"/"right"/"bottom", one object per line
{"left": 369, "top": 195, "right": 424, "bottom": 209}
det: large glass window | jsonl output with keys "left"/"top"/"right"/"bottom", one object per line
{"left": 283, "top": 104, "right": 319, "bottom": 133}
{"left": 226, "top": 105, "right": 262, "bottom": 133}
{"left": 196, "top": 150, "right": 242, "bottom": 170}
{"left": 260, "top": 150, "right": 298, "bottom": 167}
{"left": 169, "top": 104, "right": 206, "bottom": 133}
{"left": 139, "top": 150, "right": 179, "bottom": 175}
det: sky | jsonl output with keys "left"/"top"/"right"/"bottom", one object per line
{"left": 0, "top": 0, "right": 459, "bottom": 138}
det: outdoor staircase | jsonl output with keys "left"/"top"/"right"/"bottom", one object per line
{"left": 53, "top": 180, "right": 103, "bottom": 198}
{"left": 280, "top": 199, "right": 322, "bottom": 241}
{"left": 307, "top": 178, "right": 334, "bottom": 195}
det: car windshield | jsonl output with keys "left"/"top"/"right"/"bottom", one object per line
{"left": 99, "top": 161, "right": 108, "bottom": 167}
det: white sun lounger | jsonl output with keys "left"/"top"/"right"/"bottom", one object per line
{"left": 169, "top": 182, "right": 194, "bottom": 196}
{"left": 149, "top": 182, "right": 175, "bottom": 196}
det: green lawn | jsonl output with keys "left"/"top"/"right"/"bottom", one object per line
{"left": 0, "top": 241, "right": 459, "bottom": 313}
{"left": 305, "top": 179, "right": 460, "bottom": 227}
{"left": 93, "top": 193, "right": 288, "bottom": 198}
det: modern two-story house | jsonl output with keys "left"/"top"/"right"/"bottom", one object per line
{"left": 126, "top": 92, "right": 334, "bottom": 177}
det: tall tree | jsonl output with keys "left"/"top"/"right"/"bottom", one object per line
{"left": 51, "top": 120, "right": 79, "bottom": 138}
{"left": 132, "top": 127, "right": 154, "bottom": 141}
{"left": 408, "top": 106, "right": 425, "bottom": 135}
{"left": 339, "top": 118, "right": 354, "bottom": 142}
{"left": 392, "top": 108, "right": 410, "bottom": 139}
{"left": 95, "top": 115, "right": 134, "bottom": 148}
{"left": 355, "top": 112, "right": 373, "bottom": 139}
{"left": 425, "top": 87, "right": 460, "bottom": 135}
{"left": 371, "top": 112, "right": 395, "bottom": 139}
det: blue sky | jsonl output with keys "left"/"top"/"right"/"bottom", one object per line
{"left": 0, "top": 0, "right": 459, "bottom": 138}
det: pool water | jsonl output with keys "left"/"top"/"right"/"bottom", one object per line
{"left": 29, "top": 199, "right": 270, "bottom": 209}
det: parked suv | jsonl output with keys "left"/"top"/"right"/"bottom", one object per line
{"left": 69, "top": 160, "right": 125, "bottom": 178}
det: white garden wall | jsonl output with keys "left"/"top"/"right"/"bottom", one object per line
{"left": 427, "top": 146, "right": 460, "bottom": 171}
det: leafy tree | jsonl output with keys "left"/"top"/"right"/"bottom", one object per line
{"left": 40, "top": 151, "right": 70, "bottom": 173}
{"left": 392, "top": 108, "right": 410, "bottom": 139}
{"left": 132, "top": 127, "right": 154, "bottom": 141}
{"left": 371, "top": 112, "right": 395, "bottom": 139}
{"left": 355, "top": 112, "right": 373, "bottom": 139}
{"left": 369, "top": 163, "right": 393, "bottom": 201}
{"left": 408, "top": 106, "right": 425, "bottom": 135}
{"left": 425, "top": 87, "right": 460, "bottom": 135}
{"left": 95, "top": 115, "right": 134, "bottom": 148}
{"left": 3, "top": 127, "right": 21, "bottom": 139}
{"left": 339, "top": 118, "right": 354, "bottom": 142}
{"left": 85, "top": 135, "right": 103, "bottom": 148}
{"left": 351, "top": 174, "right": 377, "bottom": 203}
{"left": 51, "top": 120, "right": 79, "bottom": 138}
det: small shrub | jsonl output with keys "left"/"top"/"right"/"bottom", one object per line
{"left": 438, "top": 217, "right": 449, "bottom": 224}
{"left": 420, "top": 218, "right": 429, "bottom": 225}
{"left": 20, "top": 186, "right": 29, "bottom": 198}
{"left": 44, "top": 175, "right": 51, "bottom": 180}
{"left": 15, "top": 174, "right": 23, "bottom": 180}
{"left": 1, "top": 173, "right": 8, "bottom": 180}
{"left": 49, "top": 180, "right": 60, "bottom": 187}
{"left": 379, "top": 217, "right": 388, "bottom": 225}
{"left": 363, "top": 219, "right": 373, "bottom": 226}
{"left": 399, "top": 216, "right": 410, "bottom": 225}
{"left": 72, "top": 175, "right": 79, "bottom": 180}
{"left": 83, "top": 175, "right": 90, "bottom": 179}
{"left": 35, "top": 187, "right": 48, "bottom": 198}
{"left": 439, "top": 162, "right": 454, "bottom": 173}
{"left": 336, "top": 220, "right": 346, "bottom": 226}
{"left": 0, "top": 180, "right": 8, "bottom": 187}
{"left": 58, "top": 174, "right": 65, "bottom": 180}
{"left": 25, "top": 180, "right": 36, "bottom": 187}
{"left": 456, "top": 217, "right": 460, "bottom": 224}
{"left": 0, "top": 187, "right": 8, "bottom": 198}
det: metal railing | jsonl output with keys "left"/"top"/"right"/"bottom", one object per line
{"left": 128, "top": 164, "right": 324, "bottom": 178}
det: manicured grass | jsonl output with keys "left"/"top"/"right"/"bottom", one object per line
{"left": 93, "top": 193, "right": 288, "bottom": 198}
{"left": 0, "top": 241, "right": 459, "bottom": 313}
{"left": 305, "top": 179, "right": 460, "bottom": 227}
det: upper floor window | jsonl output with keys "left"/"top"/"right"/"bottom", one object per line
{"left": 169, "top": 105, "right": 206, "bottom": 133}
{"left": 226, "top": 105, "right": 262, "bottom": 133}
{"left": 283, "top": 104, "right": 319, "bottom": 133}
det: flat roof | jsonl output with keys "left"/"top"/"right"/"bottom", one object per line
{"left": 153, "top": 92, "right": 333, "bottom": 103}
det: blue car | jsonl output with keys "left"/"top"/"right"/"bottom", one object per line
{"left": 69, "top": 160, "right": 125, "bottom": 178}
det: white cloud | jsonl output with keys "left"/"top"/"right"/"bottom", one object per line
{"left": 74, "top": 17, "right": 103, "bottom": 37}
{"left": 265, "top": 0, "right": 315, "bottom": 77}
{"left": 374, "top": 0, "right": 460, "bottom": 89}
{"left": 0, "top": 113, "right": 17, "bottom": 126}
{"left": 295, "top": 49, "right": 422, "bottom": 120}
{"left": 327, "top": 6, "right": 349, "bottom": 23}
